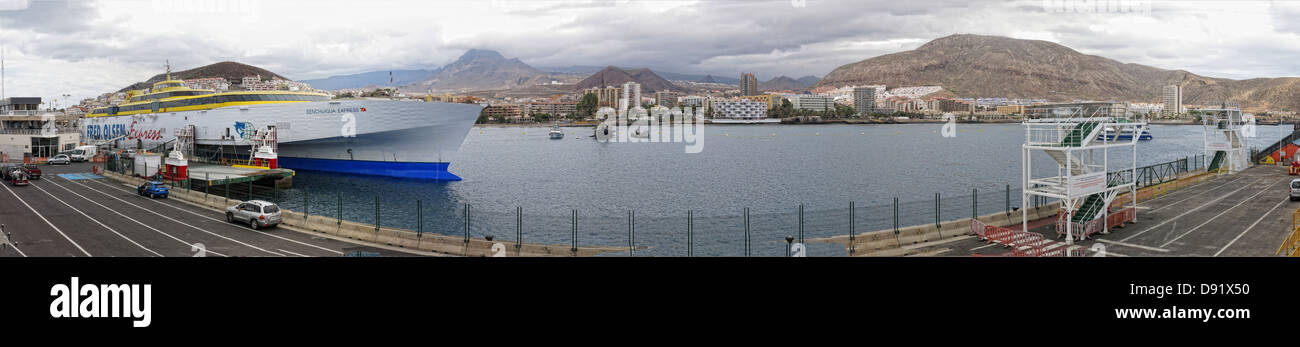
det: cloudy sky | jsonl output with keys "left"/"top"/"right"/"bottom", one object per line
{"left": 2, "top": 0, "right": 1300, "bottom": 105}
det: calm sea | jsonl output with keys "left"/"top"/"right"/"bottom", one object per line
{"left": 269, "top": 123, "right": 1293, "bottom": 256}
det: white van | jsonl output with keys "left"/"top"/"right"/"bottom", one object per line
{"left": 70, "top": 145, "right": 97, "bottom": 162}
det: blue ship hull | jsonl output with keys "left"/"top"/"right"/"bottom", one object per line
{"left": 279, "top": 157, "right": 462, "bottom": 180}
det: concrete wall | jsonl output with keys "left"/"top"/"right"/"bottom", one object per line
{"left": 809, "top": 202, "right": 1062, "bottom": 256}
{"left": 101, "top": 171, "right": 623, "bottom": 257}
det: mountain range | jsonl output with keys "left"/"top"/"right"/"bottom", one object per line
{"left": 816, "top": 34, "right": 1300, "bottom": 111}
{"left": 118, "top": 61, "right": 287, "bottom": 92}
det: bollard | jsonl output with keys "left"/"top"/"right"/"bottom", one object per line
{"left": 515, "top": 207, "right": 522, "bottom": 255}
{"left": 744, "top": 207, "right": 751, "bottom": 257}
{"left": 972, "top": 188, "right": 978, "bottom": 220}
{"left": 570, "top": 209, "right": 578, "bottom": 256}
{"left": 374, "top": 196, "right": 380, "bottom": 232}
{"left": 848, "top": 201, "right": 855, "bottom": 256}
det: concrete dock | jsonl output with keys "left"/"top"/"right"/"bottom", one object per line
{"left": 897, "top": 165, "right": 1298, "bottom": 257}
{"left": 0, "top": 161, "right": 624, "bottom": 257}
{"left": 0, "top": 162, "right": 417, "bottom": 257}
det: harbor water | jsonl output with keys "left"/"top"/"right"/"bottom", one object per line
{"left": 268, "top": 123, "right": 1294, "bottom": 256}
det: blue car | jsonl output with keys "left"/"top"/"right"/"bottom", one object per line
{"left": 137, "top": 181, "right": 169, "bottom": 199}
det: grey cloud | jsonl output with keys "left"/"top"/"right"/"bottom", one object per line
{"left": 0, "top": 0, "right": 97, "bottom": 34}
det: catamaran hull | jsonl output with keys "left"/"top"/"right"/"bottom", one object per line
{"left": 81, "top": 100, "right": 483, "bottom": 180}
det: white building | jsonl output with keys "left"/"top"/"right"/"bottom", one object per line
{"left": 621, "top": 82, "right": 642, "bottom": 110}
{"left": 1162, "top": 85, "right": 1183, "bottom": 115}
{"left": 711, "top": 100, "right": 767, "bottom": 119}
{"left": 787, "top": 95, "right": 833, "bottom": 112}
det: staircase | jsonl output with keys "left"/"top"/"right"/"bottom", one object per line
{"left": 1071, "top": 194, "right": 1104, "bottom": 223}
{"left": 1061, "top": 121, "right": 1100, "bottom": 147}
{"left": 1046, "top": 121, "right": 1103, "bottom": 175}
{"left": 1208, "top": 150, "right": 1226, "bottom": 171}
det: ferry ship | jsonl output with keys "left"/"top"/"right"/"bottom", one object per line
{"left": 83, "top": 70, "right": 482, "bottom": 180}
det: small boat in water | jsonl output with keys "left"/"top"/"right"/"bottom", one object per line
{"left": 1096, "top": 125, "right": 1153, "bottom": 141}
{"left": 548, "top": 124, "right": 564, "bottom": 139}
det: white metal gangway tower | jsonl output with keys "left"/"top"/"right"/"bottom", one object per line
{"left": 1022, "top": 104, "right": 1143, "bottom": 246}
{"left": 1201, "top": 108, "right": 1249, "bottom": 174}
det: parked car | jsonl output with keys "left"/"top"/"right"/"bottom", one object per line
{"left": 136, "top": 181, "right": 169, "bottom": 199}
{"left": 1291, "top": 179, "right": 1300, "bottom": 201}
{"left": 123, "top": 149, "right": 137, "bottom": 159}
{"left": 4, "top": 165, "right": 29, "bottom": 186}
{"left": 225, "top": 200, "right": 282, "bottom": 230}
{"left": 22, "top": 164, "right": 41, "bottom": 180}
{"left": 47, "top": 154, "right": 71, "bottom": 165}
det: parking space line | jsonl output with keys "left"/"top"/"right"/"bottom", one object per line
{"left": 87, "top": 179, "right": 345, "bottom": 256}
{"left": 30, "top": 181, "right": 162, "bottom": 256}
{"left": 1147, "top": 176, "right": 1247, "bottom": 213}
{"left": 41, "top": 178, "right": 228, "bottom": 257}
{"left": 1118, "top": 178, "right": 1262, "bottom": 243}
{"left": 1095, "top": 238, "right": 1170, "bottom": 253}
{"left": 1158, "top": 178, "right": 1280, "bottom": 248}
{"left": 2, "top": 181, "right": 92, "bottom": 257}
{"left": 61, "top": 177, "right": 285, "bottom": 257}
{"left": 1214, "top": 197, "right": 1291, "bottom": 257}
{"left": 278, "top": 248, "right": 310, "bottom": 257}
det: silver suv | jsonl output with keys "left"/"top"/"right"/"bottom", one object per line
{"left": 225, "top": 200, "right": 282, "bottom": 230}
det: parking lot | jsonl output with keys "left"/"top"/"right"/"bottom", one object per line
{"left": 0, "top": 161, "right": 421, "bottom": 257}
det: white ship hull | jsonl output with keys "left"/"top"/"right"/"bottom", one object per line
{"left": 81, "top": 100, "right": 483, "bottom": 179}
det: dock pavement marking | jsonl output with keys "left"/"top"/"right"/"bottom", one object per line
{"left": 1095, "top": 238, "right": 1170, "bottom": 253}
{"left": 62, "top": 177, "right": 285, "bottom": 257}
{"left": 42, "top": 178, "right": 227, "bottom": 257}
{"left": 1147, "top": 176, "right": 1247, "bottom": 214}
{"left": 1117, "top": 178, "right": 1263, "bottom": 243}
{"left": 1213, "top": 197, "right": 1291, "bottom": 257}
{"left": 2, "top": 181, "right": 92, "bottom": 257}
{"left": 277, "top": 248, "right": 310, "bottom": 257}
{"left": 87, "top": 179, "right": 345, "bottom": 256}
{"left": 30, "top": 181, "right": 162, "bottom": 256}
{"left": 1158, "top": 178, "right": 1280, "bottom": 248}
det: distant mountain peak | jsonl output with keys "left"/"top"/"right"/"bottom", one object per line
{"left": 574, "top": 66, "right": 686, "bottom": 93}
{"left": 456, "top": 49, "right": 506, "bottom": 63}
{"left": 759, "top": 76, "right": 808, "bottom": 91}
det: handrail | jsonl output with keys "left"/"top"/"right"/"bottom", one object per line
{"left": 1278, "top": 207, "right": 1300, "bottom": 256}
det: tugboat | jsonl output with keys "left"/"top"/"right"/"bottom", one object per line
{"left": 548, "top": 124, "right": 564, "bottom": 139}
